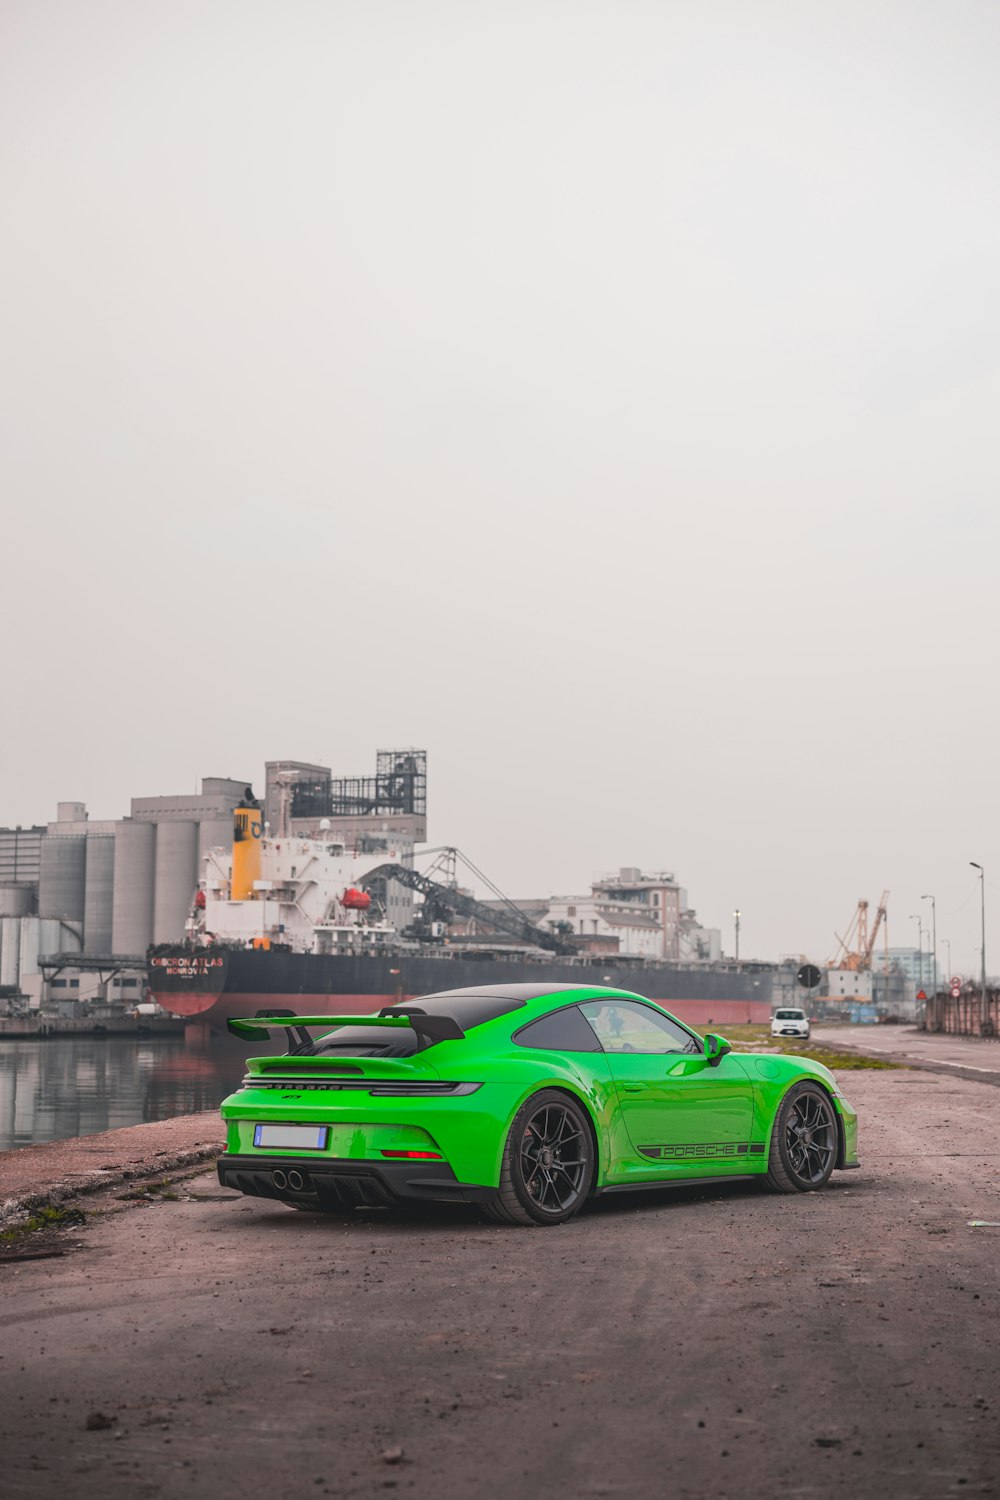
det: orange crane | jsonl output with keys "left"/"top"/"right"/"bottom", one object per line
{"left": 828, "top": 891, "right": 889, "bottom": 971}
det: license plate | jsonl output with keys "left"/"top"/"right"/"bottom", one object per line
{"left": 253, "top": 1124, "right": 329, "bottom": 1151}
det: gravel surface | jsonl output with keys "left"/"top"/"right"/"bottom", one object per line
{"left": 1, "top": 1068, "right": 998, "bottom": 1499}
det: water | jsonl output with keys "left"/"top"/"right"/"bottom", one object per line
{"left": 0, "top": 1035, "right": 251, "bottom": 1152}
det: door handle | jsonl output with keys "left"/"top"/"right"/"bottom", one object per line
{"left": 622, "top": 1084, "right": 643, "bottom": 1093}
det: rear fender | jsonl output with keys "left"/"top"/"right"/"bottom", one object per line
{"left": 488, "top": 1073, "right": 615, "bottom": 1191}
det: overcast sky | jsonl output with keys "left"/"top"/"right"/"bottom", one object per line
{"left": 2, "top": 1, "right": 998, "bottom": 973}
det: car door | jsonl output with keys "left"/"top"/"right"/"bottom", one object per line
{"left": 579, "top": 998, "right": 755, "bottom": 1173}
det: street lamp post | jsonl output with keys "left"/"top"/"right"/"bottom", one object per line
{"left": 970, "top": 863, "right": 987, "bottom": 1032}
{"left": 943, "top": 939, "right": 951, "bottom": 980}
{"left": 921, "top": 893, "right": 937, "bottom": 1001}
{"left": 910, "top": 914, "right": 924, "bottom": 1014}
{"left": 734, "top": 909, "right": 741, "bottom": 963}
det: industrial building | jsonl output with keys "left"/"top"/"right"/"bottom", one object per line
{"left": 537, "top": 868, "right": 722, "bottom": 962}
{"left": 0, "top": 781, "right": 249, "bottom": 1009}
{"left": 264, "top": 751, "right": 427, "bottom": 845}
{"left": 880, "top": 947, "right": 939, "bottom": 1002}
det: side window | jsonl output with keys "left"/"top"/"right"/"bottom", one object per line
{"left": 580, "top": 999, "right": 698, "bottom": 1055}
{"left": 514, "top": 1006, "right": 604, "bottom": 1053}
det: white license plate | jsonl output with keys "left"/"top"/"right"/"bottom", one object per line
{"left": 253, "top": 1124, "right": 329, "bottom": 1150}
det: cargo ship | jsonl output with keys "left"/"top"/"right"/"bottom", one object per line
{"left": 148, "top": 804, "right": 776, "bottom": 1029}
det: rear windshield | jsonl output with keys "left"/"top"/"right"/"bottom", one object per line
{"left": 393, "top": 994, "right": 528, "bottom": 1028}
{"left": 308, "top": 993, "right": 527, "bottom": 1057}
{"left": 774, "top": 1010, "right": 805, "bottom": 1020}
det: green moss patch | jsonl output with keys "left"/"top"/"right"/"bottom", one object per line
{"left": 719, "top": 1023, "right": 905, "bottom": 1071}
{"left": 0, "top": 1202, "right": 86, "bottom": 1248}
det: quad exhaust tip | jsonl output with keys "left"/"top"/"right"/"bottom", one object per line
{"left": 287, "top": 1169, "right": 305, "bottom": 1192}
{"left": 271, "top": 1169, "right": 287, "bottom": 1189}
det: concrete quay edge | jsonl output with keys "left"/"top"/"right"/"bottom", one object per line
{"left": 0, "top": 1111, "right": 223, "bottom": 1228}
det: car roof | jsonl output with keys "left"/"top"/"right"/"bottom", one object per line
{"left": 408, "top": 982, "right": 645, "bottom": 1005}
{"left": 381, "top": 983, "right": 691, "bottom": 1046}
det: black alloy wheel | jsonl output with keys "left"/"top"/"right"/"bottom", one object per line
{"left": 484, "top": 1089, "right": 596, "bottom": 1226}
{"left": 765, "top": 1081, "right": 838, "bottom": 1193}
{"left": 519, "top": 1101, "right": 590, "bottom": 1213}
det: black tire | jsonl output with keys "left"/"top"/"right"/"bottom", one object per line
{"left": 483, "top": 1090, "right": 596, "bottom": 1227}
{"left": 765, "top": 1081, "right": 838, "bottom": 1194}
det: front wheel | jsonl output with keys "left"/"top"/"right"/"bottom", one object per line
{"left": 483, "top": 1090, "right": 596, "bottom": 1226}
{"left": 765, "top": 1081, "right": 838, "bottom": 1193}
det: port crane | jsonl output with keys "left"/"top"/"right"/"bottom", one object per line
{"left": 828, "top": 891, "right": 890, "bottom": 971}
{"left": 360, "top": 855, "right": 575, "bottom": 956}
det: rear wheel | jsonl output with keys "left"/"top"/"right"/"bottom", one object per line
{"left": 765, "top": 1081, "right": 838, "bottom": 1193}
{"left": 483, "top": 1090, "right": 595, "bottom": 1226}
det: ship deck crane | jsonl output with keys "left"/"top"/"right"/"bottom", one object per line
{"left": 360, "top": 862, "right": 575, "bottom": 956}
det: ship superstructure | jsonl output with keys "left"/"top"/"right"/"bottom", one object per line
{"left": 187, "top": 795, "right": 404, "bottom": 958}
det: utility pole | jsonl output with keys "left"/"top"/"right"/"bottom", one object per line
{"left": 970, "top": 863, "right": 987, "bottom": 1032}
{"left": 733, "top": 909, "right": 741, "bottom": 962}
{"left": 921, "top": 893, "right": 937, "bottom": 1000}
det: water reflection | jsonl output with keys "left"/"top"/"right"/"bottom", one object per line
{"left": 0, "top": 1034, "right": 251, "bottom": 1152}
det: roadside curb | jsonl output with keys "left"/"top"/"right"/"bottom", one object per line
{"left": 816, "top": 1035, "right": 1000, "bottom": 1090}
{"left": 0, "top": 1114, "right": 224, "bottom": 1229}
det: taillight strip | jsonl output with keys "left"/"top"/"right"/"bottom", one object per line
{"left": 380, "top": 1150, "right": 443, "bottom": 1160}
{"left": 241, "top": 1078, "right": 482, "bottom": 1096}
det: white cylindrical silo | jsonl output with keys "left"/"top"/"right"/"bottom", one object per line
{"left": 39, "top": 836, "right": 87, "bottom": 920}
{"left": 153, "top": 821, "right": 199, "bottom": 944}
{"left": 0, "top": 917, "right": 21, "bottom": 987}
{"left": 112, "top": 821, "right": 156, "bottom": 954}
{"left": 18, "top": 916, "right": 40, "bottom": 977}
{"left": 83, "top": 835, "right": 115, "bottom": 954}
{"left": 38, "top": 917, "right": 76, "bottom": 962}
{"left": 0, "top": 885, "right": 33, "bottom": 916}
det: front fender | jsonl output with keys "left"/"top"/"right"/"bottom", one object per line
{"left": 737, "top": 1053, "right": 858, "bottom": 1168}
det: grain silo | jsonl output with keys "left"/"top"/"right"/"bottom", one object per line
{"left": 39, "top": 916, "right": 73, "bottom": 959}
{"left": 0, "top": 916, "right": 21, "bottom": 987}
{"left": 197, "top": 818, "right": 232, "bottom": 866}
{"left": 38, "top": 835, "right": 86, "bottom": 921}
{"left": 153, "top": 821, "right": 199, "bottom": 944}
{"left": 111, "top": 821, "right": 155, "bottom": 954}
{"left": 0, "top": 885, "right": 33, "bottom": 916}
{"left": 83, "top": 835, "right": 115, "bottom": 954}
{"left": 18, "top": 917, "right": 40, "bottom": 980}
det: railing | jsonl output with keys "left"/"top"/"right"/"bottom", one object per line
{"left": 924, "top": 989, "right": 999, "bottom": 1038}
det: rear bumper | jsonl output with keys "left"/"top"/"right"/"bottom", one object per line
{"left": 217, "top": 1153, "right": 495, "bottom": 1209}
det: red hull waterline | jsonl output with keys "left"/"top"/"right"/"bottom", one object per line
{"left": 154, "top": 988, "right": 773, "bottom": 1030}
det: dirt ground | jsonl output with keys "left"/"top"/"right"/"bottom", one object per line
{"left": 1, "top": 1066, "right": 998, "bottom": 1500}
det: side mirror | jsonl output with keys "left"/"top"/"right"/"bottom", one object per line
{"left": 703, "top": 1033, "right": 732, "bottom": 1068}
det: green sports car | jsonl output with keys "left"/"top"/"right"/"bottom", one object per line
{"left": 217, "top": 983, "right": 859, "bottom": 1226}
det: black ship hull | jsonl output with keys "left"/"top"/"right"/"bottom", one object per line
{"left": 148, "top": 946, "right": 776, "bottom": 1029}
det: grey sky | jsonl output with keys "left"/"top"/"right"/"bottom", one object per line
{"left": 3, "top": 1, "right": 998, "bottom": 972}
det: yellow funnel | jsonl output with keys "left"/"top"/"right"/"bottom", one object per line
{"left": 231, "top": 805, "right": 263, "bottom": 900}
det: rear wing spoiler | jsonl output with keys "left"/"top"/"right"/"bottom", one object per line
{"left": 226, "top": 1007, "right": 465, "bottom": 1050}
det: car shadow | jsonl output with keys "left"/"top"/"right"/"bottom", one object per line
{"left": 210, "top": 1168, "right": 868, "bottom": 1236}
